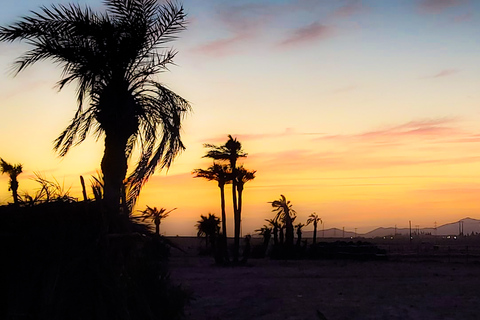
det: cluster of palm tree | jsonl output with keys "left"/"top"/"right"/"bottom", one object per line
{"left": 257, "top": 195, "right": 323, "bottom": 257}
{"left": 195, "top": 213, "right": 221, "bottom": 249}
{"left": 193, "top": 135, "right": 256, "bottom": 263}
{"left": 0, "top": 0, "right": 190, "bottom": 232}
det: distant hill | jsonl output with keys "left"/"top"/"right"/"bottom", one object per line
{"left": 300, "top": 218, "right": 480, "bottom": 239}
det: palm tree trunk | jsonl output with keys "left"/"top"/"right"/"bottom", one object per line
{"left": 273, "top": 226, "right": 278, "bottom": 245}
{"left": 219, "top": 183, "right": 229, "bottom": 262}
{"left": 11, "top": 178, "right": 19, "bottom": 206}
{"left": 231, "top": 161, "right": 240, "bottom": 263}
{"left": 155, "top": 222, "right": 160, "bottom": 236}
{"left": 285, "top": 210, "right": 294, "bottom": 248}
{"left": 101, "top": 132, "right": 129, "bottom": 232}
{"left": 313, "top": 223, "right": 317, "bottom": 244}
{"left": 219, "top": 184, "right": 227, "bottom": 237}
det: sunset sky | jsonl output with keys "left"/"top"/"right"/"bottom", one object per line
{"left": 1, "top": 0, "right": 480, "bottom": 236}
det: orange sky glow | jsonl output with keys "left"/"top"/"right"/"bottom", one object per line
{"left": 1, "top": 0, "right": 480, "bottom": 235}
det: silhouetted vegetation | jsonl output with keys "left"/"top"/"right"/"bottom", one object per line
{"left": 197, "top": 135, "right": 255, "bottom": 264}
{"left": 0, "top": 0, "right": 190, "bottom": 230}
{"left": 0, "top": 201, "right": 191, "bottom": 319}
{"left": 138, "top": 206, "right": 176, "bottom": 236}
{"left": 0, "top": 158, "right": 22, "bottom": 206}
{"left": 307, "top": 212, "right": 322, "bottom": 245}
{"left": 270, "top": 195, "right": 296, "bottom": 252}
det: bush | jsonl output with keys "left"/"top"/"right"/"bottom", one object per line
{"left": 0, "top": 202, "right": 191, "bottom": 320}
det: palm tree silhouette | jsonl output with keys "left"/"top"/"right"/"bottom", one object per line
{"left": 203, "top": 135, "right": 246, "bottom": 262}
{"left": 193, "top": 163, "right": 231, "bottom": 237}
{"left": 255, "top": 225, "right": 272, "bottom": 251}
{"left": 196, "top": 213, "right": 220, "bottom": 249}
{"left": 265, "top": 218, "right": 280, "bottom": 246}
{"left": 270, "top": 195, "right": 296, "bottom": 248}
{"left": 0, "top": 0, "right": 190, "bottom": 227}
{"left": 295, "top": 223, "right": 305, "bottom": 247}
{"left": 307, "top": 212, "right": 322, "bottom": 244}
{"left": 0, "top": 158, "right": 22, "bottom": 206}
{"left": 139, "top": 206, "right": 175, "bottom": 236}
{"left": 235, "top": 165, "right": 256, "bottom": 239}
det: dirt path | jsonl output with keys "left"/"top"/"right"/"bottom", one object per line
{"left": 170, "top": 255, "right": 480, "bottom": 320}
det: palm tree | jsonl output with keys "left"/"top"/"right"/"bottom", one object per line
{"left": 195, "top": 213, "right": 220, "bottom": 249}
{"left": 235, "top": 165, "right": 255, "bottom": 243}
{"left": 0, "top": 158, "right": 23, "bottom": 206}
{"left": 270, "top": 195, "right": 296, "bottom": 248}
{"left": 0, "top": 0, "right": 190, "bottom": 228}
{"left": 203, "top": 135, "right": 246, "bottom": 262}
{"left": 139, "top": 206, "right": 175, "bottom": 236}
{"left": 295, "top": 223, "right": 305, "bottom": 247}
{"left": 306, "top": 212, "right": 322, "bottom": 244}
{"left": 265, "top": 218, "right": 280, "bottom": 246}
{"left": 255, "top": 225, "right": 272, "bottom": 249}
{"left": 193, "top": 163, "right": 231, "bottom": 237}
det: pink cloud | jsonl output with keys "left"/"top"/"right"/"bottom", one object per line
{"left": 423, "top": 69, "right": 459, "bottom": 79}
{"left": 318, "top": 118, "right": 461, "bottom": 144}
{"left": 278, "top": 22, "right": 335, "bottom": 47}
{"left": 331, "top": 0, "right": 364, "bottom": 19}
{"left": 418, "top": 0, "right": 468, "bottom": 14}
{"left": 201, "top": 128, "right": 325, "bottom": 144}
{"left": 194, "top": 33, "right": 250, "bottom": 56}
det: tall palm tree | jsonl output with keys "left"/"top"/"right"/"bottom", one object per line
{"left": 195, "top": 213, "right": 220, "bottom": 249}
{"left": 270, "top": 195, "right": 296, "bottom": 248}
{"left": 139, "top": 206, "right": 175, "bottom": 236}
{"left": 235, "top": 165, "right": 255, "bottom": 238}
{"left": 0, "top": 158, "right": 23, "bottom": 206}
{"left": 203, "top": 135, "right": 246, "bottom": 262}
{"left": 193, "top": 163, "right": 231, "bottom": 237}
{"left": 0, "top": 0, "right": 190, "bottom": 228}
{"left": 306, "top": 212, "right": 322, "bottom": 244}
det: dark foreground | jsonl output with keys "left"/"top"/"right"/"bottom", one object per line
{"left": 170, "top": 242, "right": 480, "bottom": 320}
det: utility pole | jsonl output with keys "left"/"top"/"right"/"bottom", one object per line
{"left": 409, "top": 220, "right": 412, "bottom": 242}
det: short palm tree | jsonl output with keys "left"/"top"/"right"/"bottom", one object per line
{"left": 306, "top": 212, "right": 322, "bottom": 244}
{"left": 265, "top": 218, "right": 280, "bottom": 246}
{"left": 295, "top": 223, "right": 305, "bottom": 247}
{"left": 0, "top": 158, "right": 23, "bottom": 206}
{"left": 203, "top": 135, "right": 246, "bottom": 262}
{"left": 193, "top": 163, "right": 231, "bottom": 237}
{"left": 0, "top": 0, "right": 190, "bottom": 227}
{"left": 255, "top": 225, "right": 272, "bottom": 249}
{"left": 196, "top": 213, "right": 220, "bottom": 249}
{"left": 139, "top": 206, "right": 175, "bottom": 236}
{"left": 270, "top": 195, "right": 296, "bottom": 248}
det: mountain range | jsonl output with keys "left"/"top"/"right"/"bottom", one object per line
{"left": 300, "top": 217, "right": 480, "bottom": 238}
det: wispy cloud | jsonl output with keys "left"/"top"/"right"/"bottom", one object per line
{"left": 317, "top": 118, "right": 462, "bottom": 144}
{"left": 202, "top": 128, "right": 326, "bottom": 144}
{"left": 418, "top": 0, "right": 468, "bottom": 14}
{"left": 194, "top": 34, "right": 250, "bottom": 56}
{"left": 330, "top": 0, "right": 364, "bottom": 19}
{"left": 278, "top": 22, "right": 335, "bottom": 47}
{"left": 193, "top": 3, "right": 277, "bottom": 56}
{"left": 422, "top": 69, "right": 459, "bottom": 79}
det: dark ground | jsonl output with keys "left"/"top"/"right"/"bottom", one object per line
{"left": 168, "top": 237, "right": 480, "bottom": 320}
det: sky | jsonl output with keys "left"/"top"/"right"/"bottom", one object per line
{"left": 1, "top": 0, "right": 480, "bottom": 236}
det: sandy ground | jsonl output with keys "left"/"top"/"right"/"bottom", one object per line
{"left": 169, "top": 240, "right": 480, "bottom": 320}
